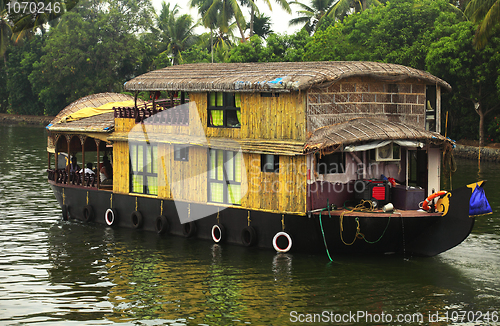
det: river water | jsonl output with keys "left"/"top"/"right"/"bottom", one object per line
{"left": 0, "top": 125, "right": 499, "bottom": 325}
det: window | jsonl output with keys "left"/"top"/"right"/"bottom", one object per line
{"left": 261, "top": 154, "right": 279, "bottom": 173}
{"left": 130, "top": 143, "right": 158, "bottom": 195}
{"left": 174, "top": 145, "right": 189, "bottom": 162}
{"left": 208, "top": 92, "right": 241, "bottom": 128}
{"left": 208, "top": 149, "right": 242, "bottom": 205}
{"left": 316, "top": 152, "right": 345, "bottom": 174}
{"left": 261, "top": 93, "right": 279, "bottom": 97}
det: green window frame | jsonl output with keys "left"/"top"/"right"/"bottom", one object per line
{"left": 208, "top": 92, "right": 241, "bottom": 128}
{"left": 130, "top": 143, "right": 158, "bottom": 195}
{"left": 208, "top": 149, "right": 242, "bottom": 205}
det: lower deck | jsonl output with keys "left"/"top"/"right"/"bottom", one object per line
{"left": 49, "top": 181, "right": 474, "bottom": 257}
{"left": 316, "top": 209, "right": 442, "bottom": 218}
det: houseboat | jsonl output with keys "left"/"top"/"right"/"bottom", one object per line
{"left": 46, "top": 61, "right": 491, "bottom": 257}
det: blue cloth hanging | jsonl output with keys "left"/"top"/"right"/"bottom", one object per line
{"left": 469, "top": 184, "right": 492, "bottom": 216}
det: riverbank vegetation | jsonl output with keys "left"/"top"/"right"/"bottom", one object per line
{"left": 0, "top": 0, "right": 499, "bottom": 145}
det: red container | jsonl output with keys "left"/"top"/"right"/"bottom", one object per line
{"left": 354, "top": 180, "right": 391, "bottom": 205}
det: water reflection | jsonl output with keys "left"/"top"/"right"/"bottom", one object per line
{"left": 42, "top": 223, "right": 500, "bottom": 325}
{"left": 1, "top": 125, "right": 500, "bottom": 325}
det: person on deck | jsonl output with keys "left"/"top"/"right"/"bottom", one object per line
{"left": 66, "top": 156, "right": 80, "bottom": 174}
{"left": 80, "top": 162, "right": 95, "bottom": 175}
{"left": 100, "top": 156, "right": 113, "bottom": 185}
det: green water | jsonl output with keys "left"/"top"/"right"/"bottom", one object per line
{"left": 0, "top": 125, "right": 499, "bottom": 325}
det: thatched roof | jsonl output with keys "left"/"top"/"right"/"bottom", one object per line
{"left": 304, "top": 117, "right": 452, "bottom": 153}
{"left": 47, "top": 93, "right": 144, "bottom": 133}
{"left": 48, "top": 112, "right": 116, "bottom": 133}
{"left": 124, "top": 61, "right": 452, "bottom": 93}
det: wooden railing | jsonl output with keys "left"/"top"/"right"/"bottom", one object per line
{"left": 113, "top": 99, "right": 189, "bottom": 125}
{"left": 47, "top": 169, "right": 97, "bottom": 188}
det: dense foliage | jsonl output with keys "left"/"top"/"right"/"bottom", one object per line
{"left": 0, "top": 0, "right": 499, "bottom": 143}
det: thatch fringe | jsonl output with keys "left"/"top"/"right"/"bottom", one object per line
{"left": 124, "top": 61, "right": 451, "bottom": 93}
{"left": 304, "top": 117, "right": 452, "bottom": 153}
{"left": 108, "top": 132, "right": 305, "bottom": 155}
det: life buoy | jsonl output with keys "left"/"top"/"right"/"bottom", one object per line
{"left": 211, "top": 224, "right": 225, "bottom": 243}
{"left": 82, "top": 205, "right": 94, "bottom": 222}
{"left": 61, "top": 205, "right": 69, "bottom": 221}
{"left": 241, "top": 226, "right": 257, "bottom": 247}
{"left": 183, "top": 221, "right": 197, "bottom": 238}
{"left": 105, "top": 208, "right": 118, "bottom": 226}
{"left": 273, "top": 231, "right": 292, "bottom": 253}
{"left": 422, "top": 191, "right": 447, "bottom": 211}
{"left": 155, "top": 215, "right": 169, "bottom": 234}
{"left": 131, "top": 211, "right": 143, "bottom": 229}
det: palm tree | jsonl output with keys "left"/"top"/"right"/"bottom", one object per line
{"left": 288, "top": 0, "right": 336, "bottom": 34}
{"left": 10, "top": 0, "right": 79, "bottom": 42}
{"left": 245, "top": 0, "right": 291, "bottom": 37}
{"left": 190, "top": 0, "right": 248, "bottom": 42}
{"left": 289, "top": 0, "right": 382, "bottom": 34}
{"left": 0, "top": 1, "right": 12, "bottom": 59}
{"left": 464, "top": 0, "right": 500, "bottom": 48}
{"left": 327, "top": 0, "right": 383, "bottom": 21}
{"left": 249, "top": 12, "right": 273, "bottom": 38}
{"left": 157, "top": 2, "right": 198, "bottom": 65}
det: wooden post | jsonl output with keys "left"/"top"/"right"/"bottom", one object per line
{"left": 80, "top": 136, "right": 86, "bottom": 185}
{"left": 134, "top": 91, "right": 139, "bottom": 122}
{"left": 406, "top": 149, "right": 409, "bottom": 188}
{"left": 67, "top": 135, "right": 71, "bottom": 183}
{"left": 436, "top": 85, "right": 441, "bottom": 134}
{"left": 152, "top": 91, "right": 156, "bottom": 112}
{"left": 96, "top": 139, "right": 101, "bottom": 189}
{"left": 55, "top": 135, "right": 59, "bottom": 182}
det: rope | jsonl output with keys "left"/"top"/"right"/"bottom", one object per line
{"left": 319, "top": 210, "right": 334, "bottom": 262}
{"left": 318, "top": 199, "right": 397, "bottom": 260}
{"left": 360, "top": 215, "right": 394, "bottom": 244}
{"left": 339, "top": 199, "right": 394, "bottom": 245}
{"left": 340, "top": 215, "right": 362, "bottom": 246}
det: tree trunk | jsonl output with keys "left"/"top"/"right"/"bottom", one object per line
{"left": 210, "top": 29, "right": 213, "bottom": 63}
{"left": 478, "top": 108, "right": 485, "bottom": 147}
{"left": 236, "top": 20, "right": 246, "bottom": 42}
{"left": 249, "top": 7, "right": 254, "bottom": 37}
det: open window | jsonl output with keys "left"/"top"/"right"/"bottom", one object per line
{"left": 174, "top": 145, "right": 189, "bottom": 162}
{"left": 316, "top": 152, "right": 345, "bottom": 174}
{"left": 208, "top": 92, "right": 241, "bottom": 128}
{"left": 261, "top": 154, "right": 279, "bottom": 173}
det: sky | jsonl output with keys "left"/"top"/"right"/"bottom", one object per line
{"left": 150, "top": 0, "right": 301, "bottom": 35}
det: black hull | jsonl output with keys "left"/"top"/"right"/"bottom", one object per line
{"left": 50, "top": 182, "right": 474, "bottom": 257}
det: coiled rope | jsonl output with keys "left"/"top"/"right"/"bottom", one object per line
{"left": 319, "top": 199, "right": 396, "bottom": 261}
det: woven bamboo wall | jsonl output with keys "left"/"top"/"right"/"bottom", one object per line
{"left": 242, "top": 154, "right": 307, "bottom": 214}
{"left": 113, "top": 141, "right": 130, "bottom": 194}
{"left": 115, "top": 117, "right": 137, "bottom": 133}
{"left": 112, "top": 92, "right": 308, "bottom": 213}
{"left": 307, "top": 77, "right": 427, "bottom": 132}
{"left": 157, "top": 144, "right": 207, "bottom": 202}
{"left": 190, "top": 92, "right": 307, "bottom": 141}
{"left": 112, "top": 143, "right": 307, "bottom": 213}
{"left": 115, "top": 91, "right": 307, "bottom": 143}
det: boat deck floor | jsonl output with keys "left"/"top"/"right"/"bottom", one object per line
{"left": 312, "top": 209, "right": 442, "bottom": 218}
